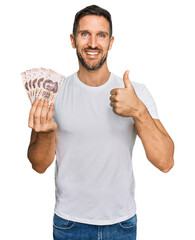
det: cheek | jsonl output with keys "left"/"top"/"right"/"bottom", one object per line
{"left": 103, "top": 41, "right": 112, "bottom": 51}
{"left": 76, "top": 38, "right": 89, "bottom": 47}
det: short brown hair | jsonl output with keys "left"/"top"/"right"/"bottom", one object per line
{"left": 72, "top": 5, "right": 113, "bottom": 38}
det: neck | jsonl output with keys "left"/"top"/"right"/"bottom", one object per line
{"left": 77, "top": 62, "right": 111, "bottom": 87}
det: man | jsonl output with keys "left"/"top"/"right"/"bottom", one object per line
{"left": 27, "top": 5, "right": 174, "bottom": 240}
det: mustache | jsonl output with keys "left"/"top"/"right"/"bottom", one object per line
{"left": 84, "top": 47, "right": 101, "bottom": 51}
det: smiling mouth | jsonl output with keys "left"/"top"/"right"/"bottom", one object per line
{"left": 85, "top": 51, "right": 100, "bottom": 55}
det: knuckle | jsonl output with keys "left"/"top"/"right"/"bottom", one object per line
{"left": 41, "top": 127, "right": 47, "bottom": 132}
{"left": 34, "top": 111, "right": 40, "bottom": 118}
{"left": 115, "top": 96, "right": 119, "bottom": 101}
{"left": 115, "top": 89, "right": 119, "bottom": 95}
{"left": 40, "top": 113, "right": 46, "bottom": 120}
{"left": 34, "top": 115, "right": 39, "bottom": 120}
{"left": 115, "top": 102, "right": 119, "bottom": 108}
{"left": 117, "top": 108, "right": 121, "bottom": 113}
{"left": 114, "top": 105, "right": 120, "bottom": 113}
{"left": 114, "top": 108, "right": 119, "bottom": 113}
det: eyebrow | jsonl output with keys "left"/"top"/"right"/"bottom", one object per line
{"left": 77, "top": 30, "right": 109, "bottom": 36}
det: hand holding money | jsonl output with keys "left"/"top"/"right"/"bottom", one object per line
{"left": 28, "top": 98, "right": 57, "bottom": 133}
{"left": 21, "top": 67, "right": 64, "bottom": 132}
{"left": 21, "top": 67, "right": 65, "bottom": 105}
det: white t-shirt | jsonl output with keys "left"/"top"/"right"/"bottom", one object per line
{"left": 53, "top": 72, "right": 159, "bottom": 225}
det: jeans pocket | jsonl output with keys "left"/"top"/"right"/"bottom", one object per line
{"left": 53, "top": 214, "right": 75, "bottom": 230}
{"left": 118, "top": 214, "right": 137, "bottom": 229}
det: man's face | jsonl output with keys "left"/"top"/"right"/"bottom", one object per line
{"left": 70, "top": 15, "right": 114, "bottom": 71}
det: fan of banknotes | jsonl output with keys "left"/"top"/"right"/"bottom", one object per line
{"left": 21, "top": 67, "right": 65, "bottom": 105}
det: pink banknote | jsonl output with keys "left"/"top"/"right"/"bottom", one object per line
{"left": 21, "top": 67, "right": 65, "bottom": 105}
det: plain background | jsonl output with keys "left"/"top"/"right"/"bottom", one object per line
{"left": 1, "top": 0, "right": 195, "bottom": 239}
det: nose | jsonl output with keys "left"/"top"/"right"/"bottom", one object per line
{"left": 88, "top": 35, "right": 98, "bottom": 49}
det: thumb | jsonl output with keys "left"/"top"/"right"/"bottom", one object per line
{"left": 123, "top": 70, "right": 132, "bottom": 89}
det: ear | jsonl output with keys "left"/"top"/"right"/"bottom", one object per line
{"left": 108, "top": 36, "right": 114, "bottom": 50}
{"left": 70, "top": 34, "right": 76, "bottom": 49}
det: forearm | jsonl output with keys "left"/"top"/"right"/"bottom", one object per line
{"left": 28, "top": 131, "right": 56, "bottom": 173}
{"left": 134, "top": 101, "right": 174, "bottom": 172}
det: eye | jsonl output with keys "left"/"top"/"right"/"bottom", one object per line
{"left": 98, "top": 33, "right": 105, "bottom": 38}
{"left": 81, "top": 32, "right": 88, "bottom": 37}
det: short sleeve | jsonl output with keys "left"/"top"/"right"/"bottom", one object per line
{"left": 139, "top": 85, "right": 159, "bottom": 119}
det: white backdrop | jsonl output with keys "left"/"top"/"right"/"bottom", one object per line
{"left": 1, "top": 0, "right": 195, "bottom": 239}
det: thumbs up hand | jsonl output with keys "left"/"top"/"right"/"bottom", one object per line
{"left": 110, "top": 70, "right": 143, "bottom": 118}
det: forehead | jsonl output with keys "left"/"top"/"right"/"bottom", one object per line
{"left": 77, "top": 15, "right": 110, "bottom": 33}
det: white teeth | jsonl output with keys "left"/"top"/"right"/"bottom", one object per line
{"left": 86, "top": 52, "right": 99, "bottom": 55}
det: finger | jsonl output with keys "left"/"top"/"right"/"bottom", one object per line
{"left": 110, "top": 99, "right": 118, "bottom": 108}
{"left": 109, "top": 95, "right": 116, "bottom": 102}
{"left": 33, "top": 98, "right": 45, "bottom": 126}
{"left": 47, "top": 102, "right": 55, "bottom": 123}
{"left": 28, "top": 98, "right": 39, "bottom": 128}
{"left": 123, "top": 70, "right": 130, "bottom": 80}
{"left": 110, "top": 101, "right": 115, "bottom": 107}
{"left": 40, "top": 99, "right": 49, "bottom": 125}
{"left": 123, "top": 70, "right": 133, "bottom": 89}
{"left": 110, "top": 88, "right": 118, "bottom": 95}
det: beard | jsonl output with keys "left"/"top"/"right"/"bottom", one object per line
{"left": 76, "top": 47, "right": 108, "bottom": 71}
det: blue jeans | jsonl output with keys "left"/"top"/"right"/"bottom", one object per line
{"left": 53, "top": 213, "right": 137, "bottom": 240}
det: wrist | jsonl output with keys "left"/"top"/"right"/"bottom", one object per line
{"left": 37, "top": 130, "right": 56, "bottom": 141}
{"left": 133, "top": 100, "right": 147, "bottom": 120}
